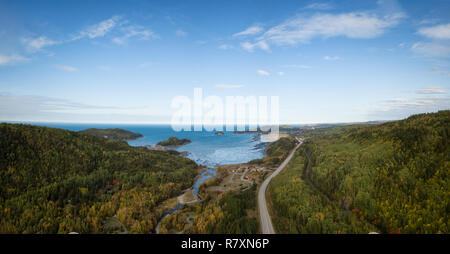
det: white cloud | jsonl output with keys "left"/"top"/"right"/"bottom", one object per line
{"left": 419, "top": 18, "right": 440, "bottom": 25}
{"left": 414, "top": 23, "right": 450, "bottom": 59}
{"left": 215, "top": 84, "right": 244, "bottom": 88}
{"left": 277, "top": 72, "right": 285, "bottom": 76}
{"left": 418, "top": 23, "right": 450, "bottom": 40}
{"left": 257, "top": 70, "right": 270, "bottom": 76}
{"left": 324, "top": 56, "right": 340, "bottom": 61}
{"left": 258, "top": 12, "right": 404, "bottom": 46}
{"left": 416, "top": 87, "right": 446, "bottom": 94}
{"left": 112, "top": 25, "right": 156, "bottom": 45}
{"left": 233, "top": 26, "right": 264, "bottom": 37}
{"left": 241, "top": 41, "right": 270, "bottom": 52}
{"left": 371, "top": 84, "right": 449, "bottom": 119}
{"left": 371, "top": 96, "right": 450, "bottom": 120}
{"left": 6, "top": 16, "right": 157, "bottom": 68}
{"left": 0, "top": 55, "right": 30, "bottom": 66}
{"left": 411, "top": 42, "right": 450, "bottom": 58}
{"left": 21, "top": 16, "right": 153, "bottom": 51}
{"left": 73, "top": 16, "right": 122, "bottom": 40}
{"left": 0, "top": 94, "right": 171, "bottom": 123}
{"left": 196, "top": 40, "right": 207, "bottom": 45}
{"left": 236, "top": 9, "right": 404, "bottom": 52}
{"left": 304, "top": 3, "right": 333, "bottom": 10}
{"left": 54, "top": 64, "right": 78, "bottom": 72}
{"left": 22, "top": 36, "right": 58, "bottom": 53}
{"left": 241, "top": 42, "right": 253, "bottom": 51}
{"left": 111, "top": 37, "right": 125, "bottom": 45}
{"left": 0, "top": 95, "right": 96, "bottom": 119}
{"left": 218, "top": 44, "right": 233, "bottom": 50}
{"left": 431, "top": 67, "right": 450, "bottom": 76}
{"left": 383, "top": 97, "right": 448, "bottom": 107}
{"left": 175, "top": 29, "right": 187, "bottom": 37}
{"left": 70, "top": 16, "right": 157, "bottom": 46}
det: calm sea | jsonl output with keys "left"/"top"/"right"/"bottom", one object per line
{"left": 24, "top": 123, "right": 268, "bottom": 167}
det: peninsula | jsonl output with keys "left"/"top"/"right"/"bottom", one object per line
{"left": 79, "top": 128, "right": 143, "bottom": 141}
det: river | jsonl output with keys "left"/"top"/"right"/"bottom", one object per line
{"left": 155, "top": 167, "right": 217, "bottom": 233}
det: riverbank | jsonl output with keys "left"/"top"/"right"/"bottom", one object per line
{"left": 155, "top": 167, "right": 217, "bottom": 233}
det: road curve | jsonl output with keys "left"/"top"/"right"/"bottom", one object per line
{"left": 258, "top": 137, "right": 303, "bottom": 234}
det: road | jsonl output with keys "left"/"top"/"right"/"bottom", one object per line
{"left": 258, "top": 137, "right": 303, "bottom": 234}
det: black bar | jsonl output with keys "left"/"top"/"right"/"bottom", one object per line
{"left": 0, "top": 234, "right": 447, "bottom": 253}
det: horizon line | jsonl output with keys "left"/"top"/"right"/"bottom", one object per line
{"left": 1, "top": 119, "right": 394, "bottom": 126}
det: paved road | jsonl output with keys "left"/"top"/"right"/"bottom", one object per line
{"left": 258, "top": 137, "right": 303, "bottom": 234}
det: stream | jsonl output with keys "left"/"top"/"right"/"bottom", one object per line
{"left": 155, "top": 168, "right": 217, "bottom": 233}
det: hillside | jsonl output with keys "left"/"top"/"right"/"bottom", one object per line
{"left": 270, "top": 110, "right": 449, "bottom": 233}
{"left": 0, "top": 123, "right": 198, "bottom": 233}
{"left": 78, "top": 128, "right": 143, "bottom": 141}
{"left": 249, "top": 137, "right": 297, "bottom": 167}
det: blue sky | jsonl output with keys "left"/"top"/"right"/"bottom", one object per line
{"left": 0, "top": 0, "right": 449, "bottom": 124}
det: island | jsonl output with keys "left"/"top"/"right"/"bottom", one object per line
{"left": 79, "top": 128, "right": 143, "bottom": 141}
{"left": 233, "top": 127, "right": 270, "bottom": 134}
{"left": 214, "top": 131, "right": 225, "bottom": 136}
{"left": 157, "top": 136, "right": 192, "bottom": 147}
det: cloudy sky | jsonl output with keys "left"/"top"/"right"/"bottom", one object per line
{"left": 0, "top": 0, "right": 449, "bottom": 124}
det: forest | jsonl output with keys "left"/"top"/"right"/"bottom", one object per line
{"left": 158, "top": 186, "right": 259, "bottom": 234}
{"left": 0, "top": 123, "right": 198, "bottom": 233}
{"left": 270, "top": 110, "right": 449, "bottom": 233}
{"left": 78, "top": 128, "right": 143, "bottom": 141}
{"left": 249, "top": 136, "right": 297, "bottom": 167}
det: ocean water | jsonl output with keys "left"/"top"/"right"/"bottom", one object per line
{"left": 28, "top": 123, "right": 267, "bottom": 167}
